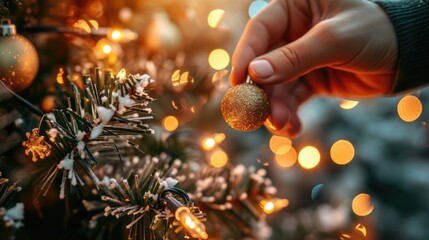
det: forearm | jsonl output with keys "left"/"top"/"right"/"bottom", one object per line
{"left": 375, "top": 0, "right": 429, "bottom": 93}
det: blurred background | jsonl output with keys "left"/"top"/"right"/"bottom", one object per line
{"left": 1, "top": 0, "right": 429, "bottom": 239}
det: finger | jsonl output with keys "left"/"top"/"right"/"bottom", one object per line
{"left": 230, "top": 0, "right": 289, "bottom": 86}
{"left": 265, "top": 81, "right": 314, "bottom": 137}
{"left": 249, "top": 21, "right": 337, "bottom": 85}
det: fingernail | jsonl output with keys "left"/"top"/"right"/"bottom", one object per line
{"left": 250, "top": 60, "right": 274, "bottom": 78}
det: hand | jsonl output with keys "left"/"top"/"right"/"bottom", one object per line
{"left": 230, "top": 0, "right": 398, "bottom": 137}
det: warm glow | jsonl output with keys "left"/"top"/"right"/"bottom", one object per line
{"left": 397, "top": 95, "right": 422, "bottom": 122}
{"left": 116, "top": 68, "right": 127, "bottom": 80}
{"left": 352, "top": 193, "right": 374, "bottom": 216}
{"left": 275, "top": 147, "right": 297, "bottom": 168}
{"left": 207, "top": 9, "right": 225, "bottom": 28}
{"left": 260, "top": 198, "right": 289, "bottom": 214}
{"left": 73, "top": 19, "right": 91, "bottom": 33}
{"left": 175, "top": 207, "right": 208, "bottom": 239}
{"left": 110, "top": 30, "right": 121, "bottom": 40}
{"left": 210, "top": 150, "right": 228, "bottom": 168}
{"left": 88, "top": 20, "right": 99, "bottom": 29}
{"left": 102, "top": 44, "right": 112, "bottom": 54}
{"left": 339, "top": 99, "right": 359, "bottom": 110}
{"left": 298, "top": 146, "right": 320, "bottom": 169}
{"left": 208, "top": 49, "right": 230, "bottom": 70}
{"left": 214, "top": 133, "right": 226, "bottom": 143}
{"left": 56, "top": 68, "right": 65, "bottom": 85}
{"left": 202, "top": 137, "right": 216, "bottom": 151}
{"left": 162, "top": 116, "right": 179, "bottom": 132}
{"left": 330, "top": 140, "right": 355, "bottom": 165}
{"left": 269, "top": 135, "right": 292, "bottom": 155}
{"left": 355, "top": 223, "right": 367, "bottom": 237}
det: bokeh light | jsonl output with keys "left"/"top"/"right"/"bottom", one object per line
{"left": 397, "top": 95, "right": 422, "bottom": 122}
{"left": 207, "top": 9, "right": 225, "bottom": 28}
{"left": 355, "top": 223, "right": 367, "bottom": 237}
{"left": 210, "top": 150, "right": 228, "bottom": 168}
{"left": 298, "top": 146, "right": 320, "bottom": 169}
{"left": 260, "top": 199, "right": 289, "bottom": 214}
{"left": 208, "top": 49, "right": 230, "bottom": 70}
{"left": 248, "top": 0, "right": 269, "bottom": 18}
{"left": 311, "top": 184, "right": 324, "bottom": 200}
{"left": 202, "top": 137, "right": 216, "bottom": 151}
{"left": 339, "top": 99, "right": 359, "bottom": 110}
{"left": 269, "top": 135, "right": 292, "bottom": 155}
{"left": 274, "top": 147, "right": 297, "bottom": 168}
{"left": 352, "top": 193, "right": 374, "bottom": 216}
{"left": 214, "top": 133, "right": 226, "bottom": 143}
{"left": 162, "top": 115, "right": 179, "bottom": 132}
{"left": 110, "top": 29, "right": 121, "bottom": 41}
{"left": 330, "top": 140, "right": 355, "bottom": 165}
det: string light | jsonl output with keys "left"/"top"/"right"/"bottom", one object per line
{"left": 202, "top": 137, "right": 216, "bottom": 151}
{"left": 259, "top": 198, "right": 289, "bottom": 214}
{"left": 298, "top": 146, "right": 320, "bottom": 169}
{"left": 175, "top": 207, "right": 209, "bottom": 239}
{"left": 107, "top": 28, "right": 138, "bottom": 43}
{"left": 352, "top": 193, "right": 374, "bottom": 216}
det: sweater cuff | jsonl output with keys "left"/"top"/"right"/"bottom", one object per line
{"left": 375, "top": 0, "right": 429, "bottom": 94}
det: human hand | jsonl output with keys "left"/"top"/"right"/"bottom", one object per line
{"left": 230, "top": 0, "right": 398, "bottom": 137}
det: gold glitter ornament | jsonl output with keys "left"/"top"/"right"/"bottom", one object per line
{"left": 221, "top": 83, "right": 270, "bottom": 131}
{"left": 0, "top": 19, "right": 39, "bottom": 92}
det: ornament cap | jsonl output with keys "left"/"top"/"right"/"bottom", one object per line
{"left": 0, "top": 18, "right": 17, "bottom": 36}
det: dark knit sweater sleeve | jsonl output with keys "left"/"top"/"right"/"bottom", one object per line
{"left": 375, "top": 0, "right": 429, "bottom": 93}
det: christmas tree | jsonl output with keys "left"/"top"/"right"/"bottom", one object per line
{"left": 1, "top": 0, "right": 429, "bottom": 240}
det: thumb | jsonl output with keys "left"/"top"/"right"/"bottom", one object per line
{"left": 249, "top": 24, "right": 336, "bottom": 85}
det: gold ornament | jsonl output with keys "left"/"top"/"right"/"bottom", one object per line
{"left": 221, "top": 83, "right": 270, "bottom": 131}
{"left": 0, "top": 19, "right": 39, "bottom": 92}
{"left": 22, "top": 128, "right": 51, "bottom": 162}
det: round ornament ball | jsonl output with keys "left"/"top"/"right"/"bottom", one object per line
{"left": 0, "top": 19, "right": 39, "bottom": 92}
{"left": 221, "top": 83, "right": 270, "bottom": 131}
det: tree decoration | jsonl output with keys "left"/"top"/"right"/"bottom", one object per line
{"left": 0, "top": 172, "right": 24, "bottom": 240}
{"left": 221, "top": 82, "right": 270, "bottom": 131}
{"left": 22, "top": 128, "right": 52, "bottom": 162}
{"left": 0, "top": 18, "right": 39, "bottom": 92}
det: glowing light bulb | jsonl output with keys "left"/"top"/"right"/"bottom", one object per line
{"left": 175, "top": 207, "right": 208, "bottom": 239}
{"left": 298, "top": 146, "right": 320, "bottom": 169}
{"left": 202, "top": 137, "right": 216, "bottom": 150}
{"left": 260, "top": 198, "right": 289, "bottom": 214}
{"left": 116, "top": 68, "right": 127, "bottom": 81}
{"left": 352, "top": 193, "right": 374, "bottom": 216}
{"left": 102, "top": 44, "right": 112, "bottom": 54}
{"left": 110, "top": 30, "right": 121, "bottom": 40}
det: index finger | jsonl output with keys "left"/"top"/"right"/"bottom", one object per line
{"left": 230, "top": 0, "right": 289, "bottom": 85}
